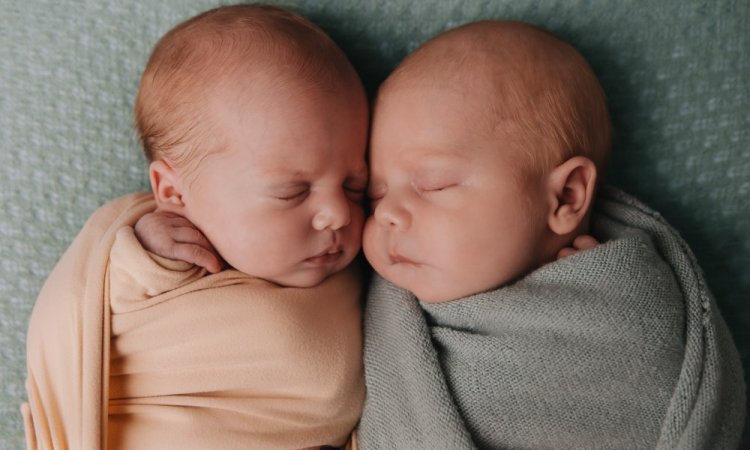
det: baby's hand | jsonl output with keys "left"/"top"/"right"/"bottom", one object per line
{"left": 134, "top": 211, "right": 223, "bottom": 273}
{"left": 556, "top": 234, "right": 599, "bottom": 260}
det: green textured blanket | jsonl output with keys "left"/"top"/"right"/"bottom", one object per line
{"left": 359, "top": 187, "right": 745, "bottom": 449}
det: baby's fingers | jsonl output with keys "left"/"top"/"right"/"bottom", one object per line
{"left": 557, "top": 235, "right": 600, "bottom": 260}
{"left": 166, "top": 215, "right": 204, "bottom": 230}
{"left": 556, "top": 247, "right": 577, "bottom": 259}
{"left": 572, "top": 235, "right": 599, "bottom": 251}
{"left": 172, "top": 227, "right": 223, "bottom": 273}
{"left": 172, "top": 226, "right": 215, "bottom": 251}
{"left": 169, "top": 243, "right": 223, "bottom": 274}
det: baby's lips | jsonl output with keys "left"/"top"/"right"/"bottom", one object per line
{"left": 388, "top": 250, "right": 417, "bottom": 265}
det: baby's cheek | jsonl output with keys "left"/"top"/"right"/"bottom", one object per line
{"left": 361, "top": 219, "right": 382, "bottom": 266}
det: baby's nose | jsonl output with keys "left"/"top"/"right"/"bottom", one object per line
{"left": 312, "top": 191, "right": 351, "bottom": 231}
{"left": 373, "top": 196, "right": 410, "bottom": 230}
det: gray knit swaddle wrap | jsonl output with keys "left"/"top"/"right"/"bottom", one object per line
{"left": 358, "top": 186, "right": 745, "bottom": 449}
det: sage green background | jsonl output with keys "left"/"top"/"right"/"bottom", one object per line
{"left": 1, "top": 1, "right": 748, "bottom": 448}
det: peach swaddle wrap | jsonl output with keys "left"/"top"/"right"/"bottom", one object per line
{"left": 22, "top": 193, "right": 364, "bottom": 449}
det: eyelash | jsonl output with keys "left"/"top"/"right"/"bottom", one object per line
{"left": 419, "top": 183, "right": 455, "bottom": 194}
{"left": 276, "top": 184, "right": 366, "bottom": 202}
{"left": 345, "top": 186, "right": 366, "bottom": 200}
{"left": 367, "top": 187, "right": 384, "bottom": 200}
{"left": 277, "top": 190, "right": 309, "bottom": 201}
{"left": 366, "top": 183, "right": 454, "bottom": 203}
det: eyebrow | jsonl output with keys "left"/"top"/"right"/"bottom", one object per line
{"left": 261, "top": 165, "right": 369, "bottom": 182}
{"left": 265, "top": 179, "right": 308, "bottom": 188}
{"left": 405, "top": 151, "right": 469, "bottom": 170}
{"left": 261, "top": 168, "right": 310, "bottom": 179}
{"left": 407, "top": 141, "right": 471, "bottom": 158}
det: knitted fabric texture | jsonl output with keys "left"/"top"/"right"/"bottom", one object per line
{"left": 358, "top": 186, "right": 745, "bottom": 449}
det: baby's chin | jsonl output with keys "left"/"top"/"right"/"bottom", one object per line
{"left": 377, "top": 265, "right": 506, "bottom": 304}
{"left": 372, "top": 264, "right": 453, "bottom": 304}
{"left": 275, "top": 271, "right": 336, "bottom": 288}
{"left": 258, "top": 255, "right": 353, "bottom": 288}
{"left": 228, "top": 261, "right": 346, "bottom": 288}
{"left": 365, "top": 248, "right": 491, "bottom": 303}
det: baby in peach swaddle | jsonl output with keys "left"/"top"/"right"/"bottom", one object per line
{"left": 23, "top": 5, "right": 369, "bottom": 449}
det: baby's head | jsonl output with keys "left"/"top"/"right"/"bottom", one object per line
{"left": 363, "top": 20, "right": 611, "bottom": 302}
{"left": 135, "top": 4, "right": 369, "bottom": 287}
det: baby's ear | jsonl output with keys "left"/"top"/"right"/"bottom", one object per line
{"left": 545, "top": 156, "right": 597, "bottom": 236}
{"left": 149, "top": 160, "right": 185, "bottom": 213}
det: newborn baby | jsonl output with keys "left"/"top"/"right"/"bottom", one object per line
{"left": 23, "top": 5, "right": 368, "bottom": 449}
{"left": 357, "top": 20, "right": 744, "bottom": 449}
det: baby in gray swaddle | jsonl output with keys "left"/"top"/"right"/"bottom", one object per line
{"left": 358, "top": 20, "right": 743, "bottom": 449}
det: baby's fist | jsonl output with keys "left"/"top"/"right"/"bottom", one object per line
{"left": 556, "top": 234, "right": 599, "bottom": 260}
{"left": 134, "top": 211, "right": 223, "bottom": 273}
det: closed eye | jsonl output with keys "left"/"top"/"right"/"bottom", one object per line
{"left": 367, "top": 191, "right": 384, "bottom": 210}
{"left": 420, "top": 184, "right": 456, "bottom": 193}
{"left": 367, "top": 183, "right": 386, "bottom": 201}
{"left": 275, "top": 189, "right": 309, "bottom": 202}
{"left": 344, "top": 186, "right": 366, "bottom": 201}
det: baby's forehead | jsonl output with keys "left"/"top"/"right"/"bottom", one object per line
{"left": 389, "top": 21, "right": 580, "bottom": 94}
{"left": 379, "top": 68, "right": 535, "bottom": 142}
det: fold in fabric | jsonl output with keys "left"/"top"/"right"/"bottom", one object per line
{"left": 358, "top": 186, "right": 745, "bottom": 449}
{"left": 23, "top": 193, "right": 364, "bottom": 449}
